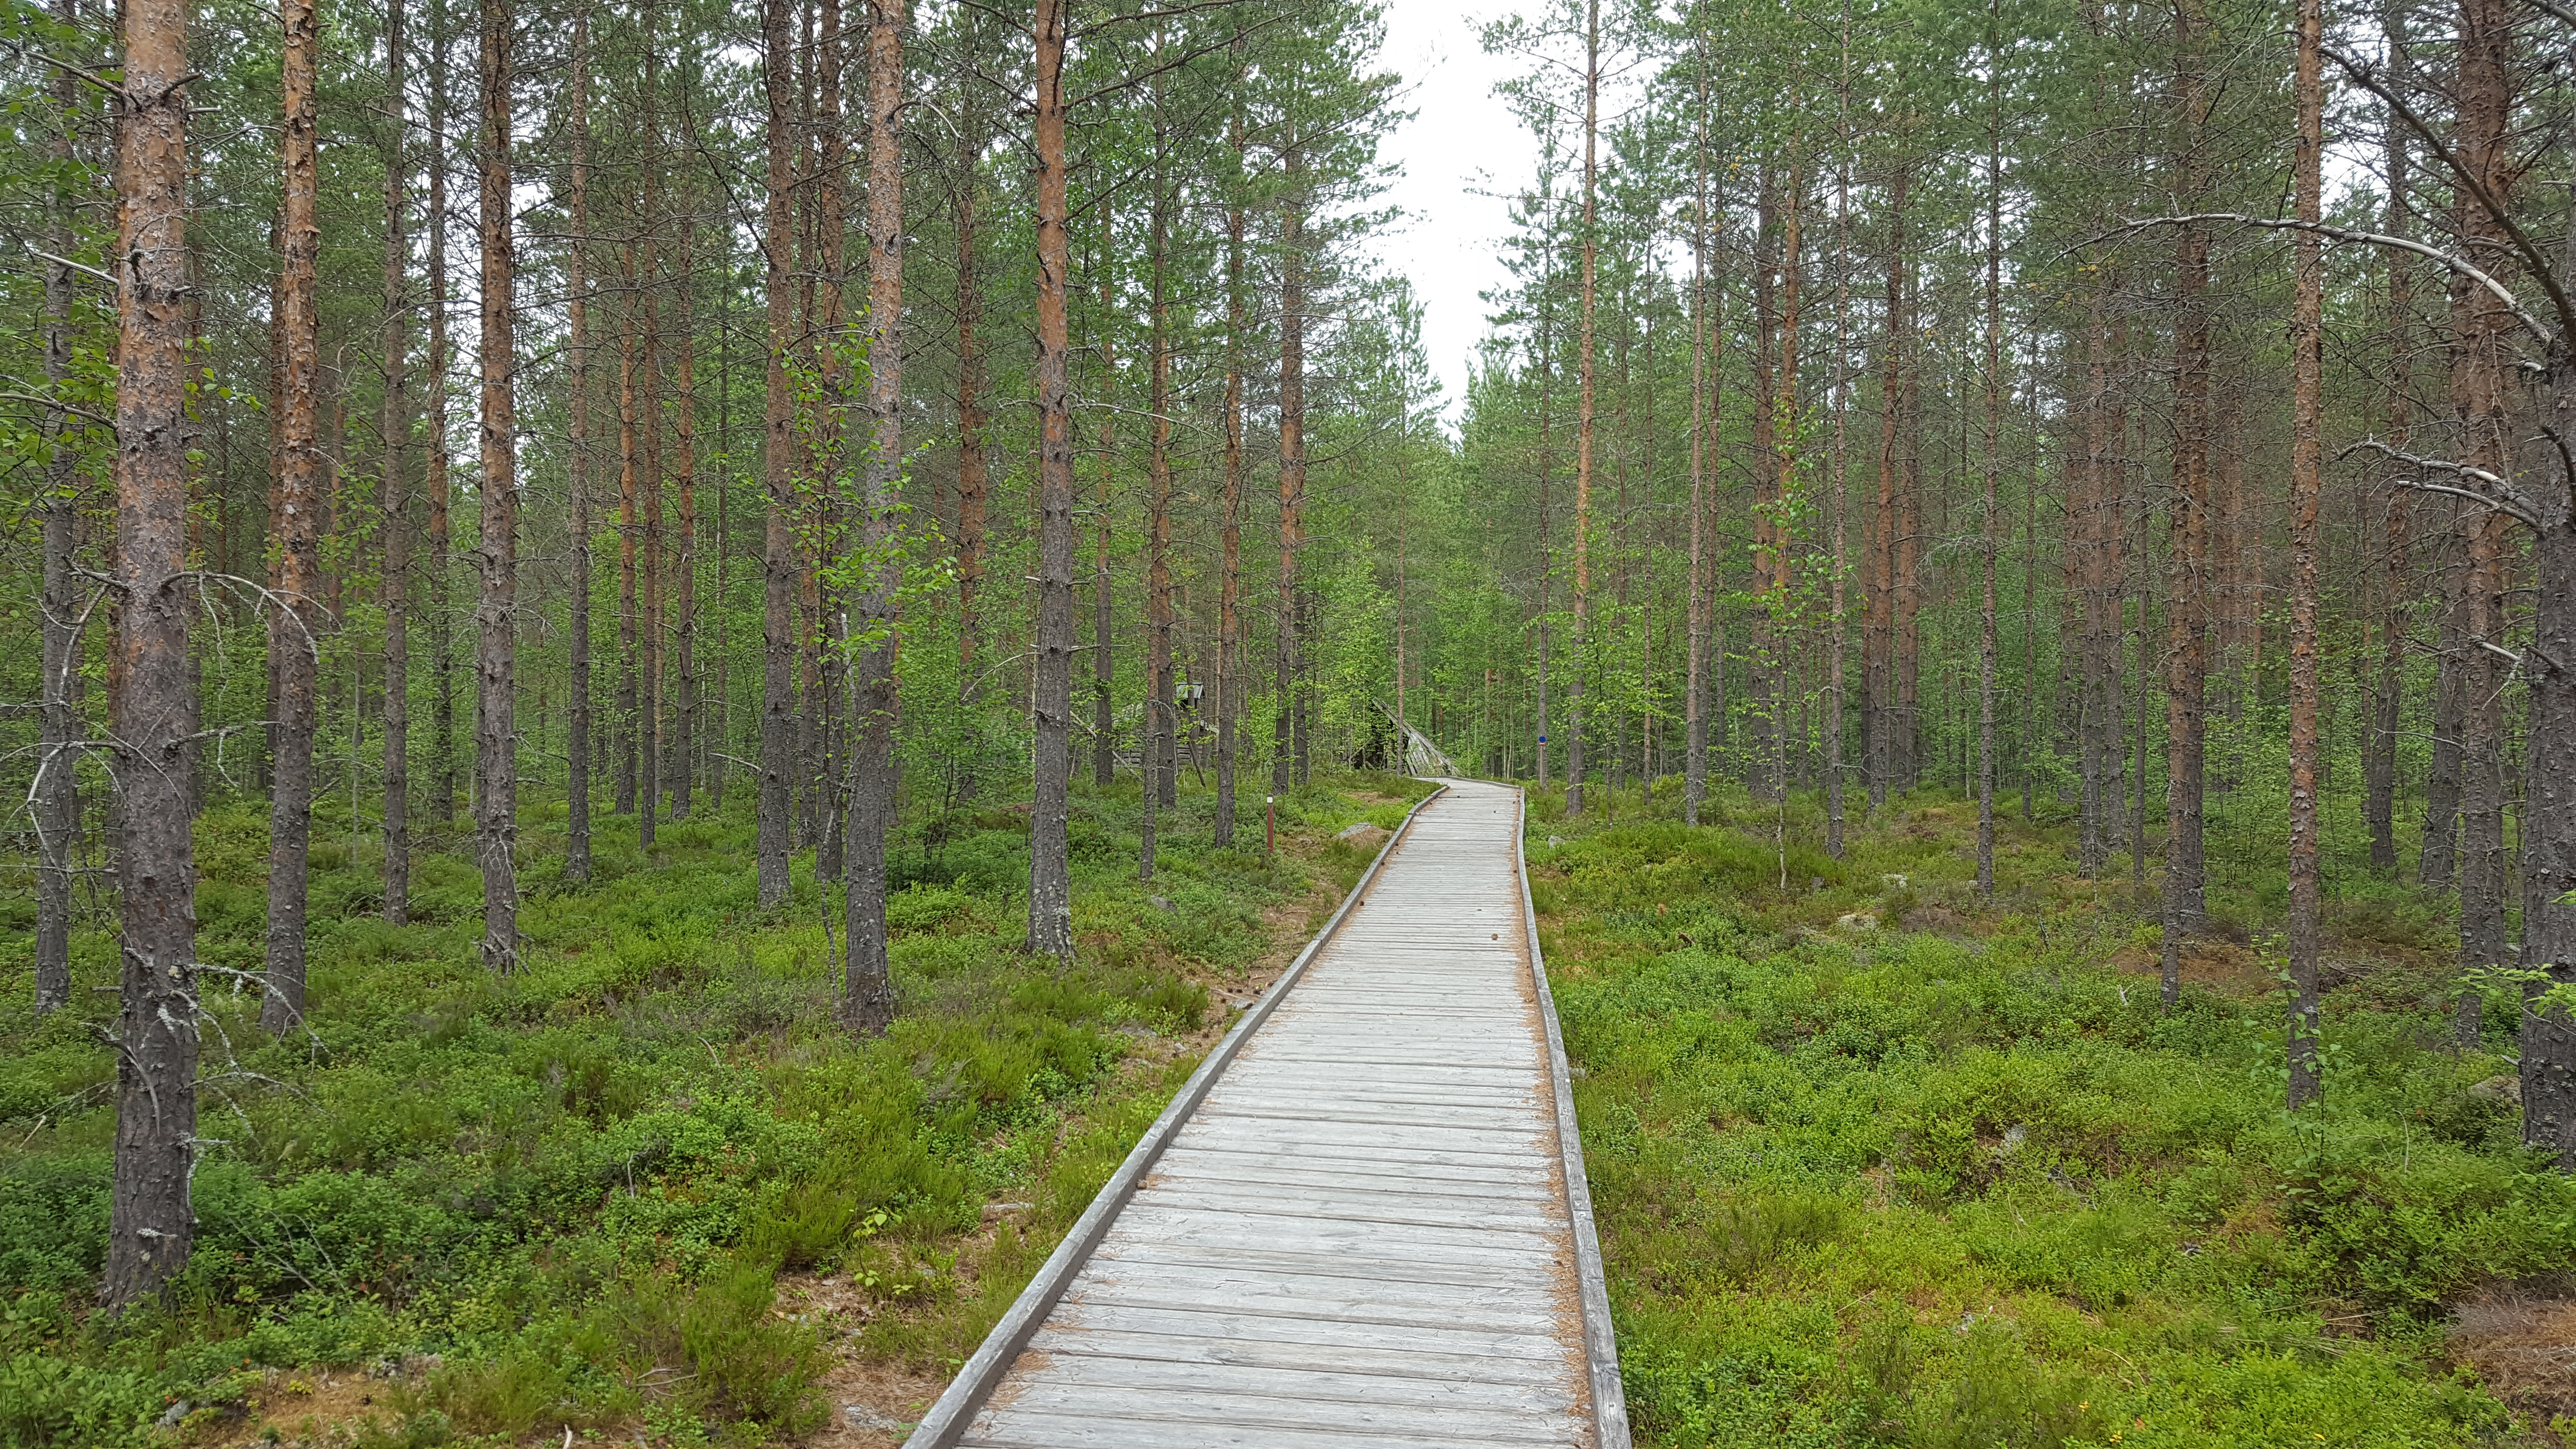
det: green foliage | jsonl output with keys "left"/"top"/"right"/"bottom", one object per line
{"left": 0, "top": 773, "right": 1407, "bottom": 1444}
{"left": 1542, "top": 785, "right": 2560, "bottom": 1447}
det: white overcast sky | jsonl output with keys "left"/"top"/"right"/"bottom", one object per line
{"left": 1375, "top": 3, "right": 1541, "bottom": 427}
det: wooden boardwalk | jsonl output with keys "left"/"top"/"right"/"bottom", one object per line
{"left": 905, "top": 780, "right": 1628, "bottom": 1449}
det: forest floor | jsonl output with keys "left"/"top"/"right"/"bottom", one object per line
{"left": 11, "top": 770, "right": 2573, "bottom": 1449}
{"left": 1533, "top": 782, "right": 2576, "bottom": 1447}
{"left": 0, "top": 769, "right": 1433, "bottom": 1449}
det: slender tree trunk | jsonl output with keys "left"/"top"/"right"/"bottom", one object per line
{"left": 565, "top": 3, "right": 593, "bottom": 880}
{"left": 1975, "top": 32, "right": 1999, "bottom": 899}
{"left": 33, "top": 0, "right": 77, "bottom": 1010}
{"left": 2448, "top": 0, "right": 2516, "bottom": 1048}
{"left": 427, "top": 5, "right": 456, "bottom": 826}
{"left": 1566, "top": 0, "right": 1597, "bottom": 816}
{"left": 1142, "top": 54, "right": 1173, "bottom": 879}
{"left": 262, "top": 0, "right": 323, "bottom": 1032}
{"left": 2162, "top": 0, "right": 2212, "bottom": 1008}
{"left": 101, "top": 0, "right": 198, "bottom": 1309}
{"left": 842, "top": 0, "right": 903, "bottom": 1034}
{"left": 1216, "top": 67, "right": 1245, "bottom": 844}
{"left": 2367, "top": 11, "right": 2411, "bottom": 874}
{"left": 711, "top": 316, "right": 729, "bottom": 815}
{"left": 1027, "top": 0, "right": 1076, "bottom": 958}
{"left": 617, "top": 245, "right": 641, "bottom": 816}
{"left": 379, "top": 0, "right": 414, "bottom": 921}
{"left": 2077, "top": 293, "right": 2111, "bottom": 874}
{"left": 640, "top": 158, "right": 664, "bottom": 846}
{"left": 757, "top": 0, "right": 796, "bottom": 905}
{"left": 1685, "top": 51, "right": 1711, "bottom": 826}
{"left": 1536, "top": 260, "right": 1553, "bottom": 791}
{"left": 2286, "top": 0, "right": 2324, "bottom": 1108}
{"left": 954, "top": 98, "right": 989, "bottom": 784}
{"left": 1869, "top": 169, "right": 1907, "bottom": 814}
{"left": 671, "top": 216, "right": 697, "bottom": 821}
{"left": 2423, "top": 561, "right": 2466, "bottom": 884}
{"left": 1774, "top": 163, "right": 1802, "bottom": 811}
{"left": 1277, "top": 155, "right": 1307, "bottom": 794}
{"left": 1826, "top": 22, "right": 1852, "bottom": 858}
{"left": 1095, "top": 223, "right": 1119, "bottom": 789}
{"left": 1894, "top": 256, "right": 1922, "bottom": 792}
{"left": 474, "top": 0, "right": 518, "bottom": 971}
{"left": 1749, "top": 168, "right": 1779, "bottom": 804}
{"left": 811, "top": 0, "right": 846, "bottom": 881}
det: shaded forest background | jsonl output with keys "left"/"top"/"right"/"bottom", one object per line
{"left": 13, "top": 0, "right": 2576, "bottom": 1438}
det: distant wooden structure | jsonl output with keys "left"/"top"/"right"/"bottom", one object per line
{"left": 905, "top": 779, "right": 1628, "bottom": 1448}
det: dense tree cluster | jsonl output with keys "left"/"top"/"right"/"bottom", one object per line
{"left": 0, "top": 0, "right": 1416, "bottom": 1305}
{"left": 13, "top": 0, "right": 2576, "bottom": 1314}
{"left": 1437, "top": 0, "right": 2573, "bottom": 1156}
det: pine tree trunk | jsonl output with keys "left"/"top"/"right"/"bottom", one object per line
{"left": 639, "top": 161, "right": 663, "bottom": 846}
{"left": 262, "top": 0, "right": 322, "bottom": 1033}
{"left": 1895, "top": 259, "right": 1922, "bottom": 792}
{"left": 2452, "top": 0, "right": 2515, "bottom": 1045}
{"left": 954, "top": 98, "right": 989, "bottom": 794}
{"left": 2076, "top": 298, "right": 2108, "bottom": 875}
{"left": 1535, "top": 268, "right": 1552, "bottom": 791}
{"left": 1215, "top": 69, "right": 1245, "bottom": 845}
{"left": 2422, "top": 565, "right": 2465, "bottom": 884}
{"left": 1277, "top": 159, "right": 1307, "bottom": 794}
{"left": 2161, "top": 0, "right": 2212, "bottom": 1008}
{"left": 1976, "top": 46, "right": 2000, "bottom": 899}
{"left": 101, "top": 0, "right": 198, "bottom": 1309}
{"left": 757, "top": 0, "right": 796, "bottom": 906}
{"left": 1142, "top": 58, "right": 1173, "bottom": 879}
{"left": 1095, "top": 224, "right": 1119, "bottom": 789}
{"left": 564, "top": 3, "right": 592, "bottom": 881}
{"left": 1869, "top": 169, "right": 1907, "bottom": 815}
{"left": 1749, "top": 168, "right": 1779, "bottom": 804}
{"left": 381, "top": 0, "right": 414, "bottom": 919}
{"left": 474, "top": 0, "right": 518, "bottom": 972}
{"left": 1566, "top": 0, "right": 1597, "bottom": 816}
{"left": 670, "top": 216, "right": 697, "bottom": 821}
{"left": 1825, "top": 48, "right": 1852, "bottom": 857}
{"left": 2286, "top": 0, "right": 2324, "bottom": 1109}
{"left": 617, "top": 246, "right": 641, "bottom": 817}
{"left": 427, "top": 4, "right": 456, "bottom": 826}
{"left": 1685, "top": 52, "right": 1711, "bottom": 827}
{"left": 2366, "top": 49, "right": 2411, "bottom": 874}
{"left": 34, "top": 0, "right": 80, "bottom": 1013}
{"left": 1027, "top": 0, "right": 1076, "bottom": 958}
{"left": 842, "top": 0, "right": 903, "bottom": 1034}
{"left": 811, "top": 0, "right": 846, "bottom": 882}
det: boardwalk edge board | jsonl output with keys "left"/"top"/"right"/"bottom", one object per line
{"left": 1516, "top": 788, "right": 1632, "bottom": 1449}
{"left": 902, "top": 783, "right": 1451, "bottom": 1449}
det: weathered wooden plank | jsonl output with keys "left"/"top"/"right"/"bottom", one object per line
{"left": 1145, "top": 1152, "right": 1558, "bottom": 1195}
{"left": 966, "top": 1380, "right": 1581, "bottom": 1444}
{"left": 962, "top": 1409, "right": 1574, "bottom": 1449}
{"left": 1086, "top": 1241, "right": 1559, "bottom": 1291}
{"left": 1125, "top": 1183, "right": 1564, "bottom": 1233}
{"left": 1024, "top": 1323, "right": 1572, "bottom": 1385}
{"left": 981, "top": 1348, "right": 1580, "bottom": 1415}
{"left": 1097, "top": 1204, "right": 1567, "bottom": 1263}
{"left": 908, "top": 781, "right": 1624, "bottom": 1449}
{"left": 1040, "top": 1302, "right": 1565, "bottom": 1362}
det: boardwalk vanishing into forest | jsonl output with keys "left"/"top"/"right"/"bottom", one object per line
{"left": 904, "top": 779, "right": 1629, "bottom": 1449}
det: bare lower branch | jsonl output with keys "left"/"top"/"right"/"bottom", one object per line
{"left": 2317, "top": 38, "right": 2576, "bottom": 344}
{"left": 2340, "top": 437, "right": 2548, "bottom": 528}
{"left": 2100, "top": 213, "right": 2551, "bottom": 347}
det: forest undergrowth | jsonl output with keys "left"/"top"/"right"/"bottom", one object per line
{"left": 0, "top": 770, "right": 1432, "bottom": 1449}
{"left": 1537, "top": 783, "right": 2576, "bottom": 1449}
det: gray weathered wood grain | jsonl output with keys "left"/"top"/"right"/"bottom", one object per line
{"left": 905, "top": 780, "right": 1627, "bottom": 1449}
